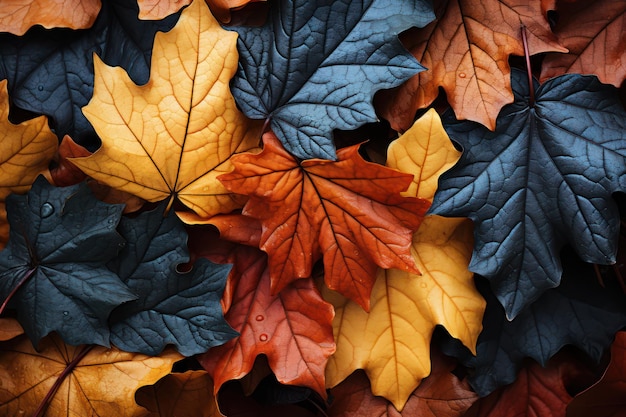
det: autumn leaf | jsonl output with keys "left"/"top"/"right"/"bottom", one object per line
{"left": 441, "top": 250, "right": 626, "bottom": 396}
{"left": 219, "top": 132, "right": 428, "bottom": 310}
{"left": 70, "top": 0, "right": 261, "bottom": 217}
{"left": 108, "top": 204, "right": 237, "bottom": 356}
{"left": 379, "top": 0, "right": 566, "bottom": 132}
{"left": 0, "top": 177, "right": 136, "bottom": 347}
{"left": 49, "top": 135, "right": 91, "bottom": 187}
{"left": 324, "top": 111, "right": 484, "bottom": 409}
{"left": 464, "top": 353, "right": 591, "bottom": 417}
{"left": 567, "top": 331, "right": 626, "bottom": 417}
{"left": 0, "top": 203, "right": 6, "bottom": 251}
{"left": 0, "top": 318, "right": 23, "bottom": 342}
{"left": 328, "top": 350, "right": 478, "bottom": 417}
{"left": 0, "top": 0, "right": 101, "bottom": 35}
{"left": 229, "top": 0, "right": 434, "bottom": 159}
{"left": 0, "top": 0, "right": 179, "bottom": 148}
{"left": 135, "top": 370, "right": 220, "bottom": 417}
{"left": 137, "top": 0, "right": 262, "bottom": 23}
{"left": 431, "top": 70, "right": 626, "bottom": 318}
{"left": 0, "top": 333, "right": 182, "bottom": 417}
{"left": 0, "top": 79, "right": 58, "bottom": 199}
{"left": 540, "top": 0, "right": 626, "bottom": 87}
{"left": 197, "top": 241, "right": 335, "bottom": 399}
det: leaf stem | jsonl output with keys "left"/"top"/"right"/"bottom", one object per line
{"left": 0, "top": 266, "right": 37, "bottom": 316}
{"left": 32, "top": 344, "right": 94, "bottom": 417}
{"left": 520, "top": 24, "right": 535, "bottom": 107}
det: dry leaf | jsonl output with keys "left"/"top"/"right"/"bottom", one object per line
{"left": 0, "top": 334, "right": 182, "bottom": 416}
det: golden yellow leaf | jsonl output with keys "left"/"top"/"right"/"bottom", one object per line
{"left": 0, "top": 79, "right": 58, "bottom": 200}
{"left": 0, "top": 318, "right": 23, "bottom": 342}
{"left": 71, "top": 0, "right": 261, "bottom": 217}
{"left": 0, "top": 0, "right": 101, "bottom": 35}
{"left": 0, "top": 334, "right": 182, "bottom": 417}
{"left": 324, "top": 112, "right": 485, "bottom": 410}
{"left": 387, "top": 108, "right": 461, "bottom": 202}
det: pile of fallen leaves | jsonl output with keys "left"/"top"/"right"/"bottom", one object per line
{"left": 1, "top": 0, "right": 625, "bottom": 416}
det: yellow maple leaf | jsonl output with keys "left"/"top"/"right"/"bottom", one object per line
{"left": 324, "top": 110, "right": 485, "bottom": 410}
{"left": 0, "top": 334, "right": 182, "bottom": 417}
{"left": 70, "top": 0, "right": 261, "bottom": 217}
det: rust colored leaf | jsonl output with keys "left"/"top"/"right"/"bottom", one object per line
{"left": 49, "top": 135, "right": 91, "bottom": 187}
{"left": 70, "top": 0, "right": 261, "bottom": 217}
{"left": 0, "top": 202, "right": 7, "bottom": 250}
{"left": 137, "top": 0, "right": 261, "bottom": 23}
{"left": 219, "top": 132, "right": 428, "bottom": 310}
{"left": 198, "top": 242, "right": 335, "bottom": 399}
{"left": 0, "top": 334, "right": 182, "bottom": 416}
{"left": 465, "top": 352, "right": 594, "bottom": 417}
{"left": 380, "top": 0, "right": 566, "bottom": 131}
{"left": 0, "top": 0, "right": 101, "bottom": 35}
{"left": 540, "top": 0, "right": 626, "bottom": 87}
{"left": 567, "top": 332, "right": 626, "bottom": 417}
{"left": 0, "top": 79, "right": 58, "bottom": 200}
{"left": 328, "top": 350, "right": 478, "bottom": 416}
{"left": 135, "top": 371, "right": 220, "bottom": 417}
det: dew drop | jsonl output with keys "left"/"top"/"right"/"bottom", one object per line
{"left": 458, "top": 72, "right": 466, "bottom": 78}
{"left": 37, "top": 85, "right": 44, "bottom": 91}
{"left": 259, "top": 333, "right": 268, "bottom": 342}
{"left": 255, "top": 315, "right": 264, "bottom": 322}
{"left": 40, "top": 202, "right": 54, "bottom": 218}
{"left": 63, "top": 311, "right": 69, "bottom": 316}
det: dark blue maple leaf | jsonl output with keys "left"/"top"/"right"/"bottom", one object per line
{"left": 108, "top": 205, "right": 237, "bottom": 356}
{"left": 430, "top": 70, "right": 626, "bottom": 319}
{"left": 439, "top": 249, "right": 626, "bottom": 397}
{"left": 230, "top": 0, "right": 434, "bottom": 160}
{"left": 0, "top": 177, "right": 135, "bottom": 347}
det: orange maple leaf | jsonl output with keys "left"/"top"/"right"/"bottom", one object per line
{"left": 219, "top": 132, "right": 429, "bottom": 310}
{"left": 379, "top": 0, "right": 566, "bottom": 131}
{"left": 0, "top": 0, "right": 101, "bottom": 35}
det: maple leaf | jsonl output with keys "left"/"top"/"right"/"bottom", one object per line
{"left": 197, "top": 241, "right": 335, "bottom": 399}
{"left": 324, "top": 111, "right": 484, "bottom": 409}
{"left": 430, "top": 69, "right": 626, "bottom": 318}
{"left": 328, "top": 350, "right": 478, "bottom": 417}
{"left": 135, "top": 370, "right": 220, "bottom": 417}
{"left": 108, "top": 204, "right": 237, "bottom": 356}
{"left": 540, "top": 0, "right": 626, "bottom": 87}
{"left": 463, "top": 352, "right": 592, "bottom": 417}
{"left": 70, "top": 0, "right": 261, "bottom": 217}
{"left": 0, "top": 79, "right": 58, "bottom": 199}
{"left": 219, "top": 132, "right": 428, "bottom": 310}
{"left": 49, "top": 135, "right": 91, "bottom": 187}
{"left": 229, "top": 0, "right": 435, "bottom": 159}
{"left": 0, "top": 177, "right": 136, "bottom": 347}
{"left": 137, "top": 0, "right": 261, "bottom": 23}
{"left": 379, "top": 0, "right": 566, "bottom": 132}
{"left": 567, "top": 331, "right": 626, "bottom": 417}
{"left": 0, "top": 0, "right": 101, "bottom": 36}
{"left": 441, "top": 249, "right": 626, "bottom": 396}
{"left": 0, "top": 0, "right": 178, "bottom": 148}
{"left": 0, "top": 333, "right": 182, "bottom": 416}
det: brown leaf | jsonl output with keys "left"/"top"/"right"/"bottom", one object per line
{"left": 328, "top": 350, "right": 478, "bottom": 416}
{"left": 0, "top": 202, "right": 7, "bottom": 251}
{"left": 0, "top": 334, "right": 182, "bottom": 416}
{"left": 0, "top": 318, "right": 23, "bottom": 342}
{"left": 137, "top": 0, "right": 263, "bottom": 23}
{"left": 567, "top": 332, "right": 626, "bottom": 417}
{"left": 0, "top": 0, "right": 101, "bottom": 35}
{"left": 49, "top": 135, "right": 91, "bottom": 187}
{"left": 198, "top": 242, "right": 335, "bottom": 399}
{"left": 540, "top": 0, "right": 626, "bottom": 87}
{"left": 219, "top": 132, "right": 428, "bottom": 310}
{"left": 135, "top": 371, "right": 220, "bottom": 417}
{"left": 379, "top": 0, "right": 566, "bottom": 131}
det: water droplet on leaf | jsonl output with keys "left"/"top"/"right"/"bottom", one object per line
{"left": 458, "top": 72, "right": 466, "bottom": 78}
{"left": 40, "top": 203, "right": 54, "bottom": 218}
{"left": 259, "top": 333, "right": 268, "bottom": 342}
{"left": 255, "top": 315, "right": 264, "bottom": 321}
